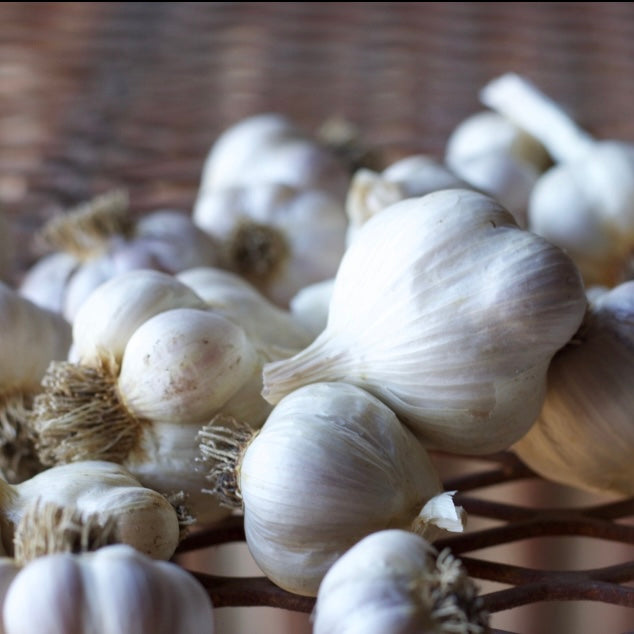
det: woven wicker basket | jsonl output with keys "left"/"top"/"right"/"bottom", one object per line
{"left": 1, "top": 3, "right": 633, "bottom": 633}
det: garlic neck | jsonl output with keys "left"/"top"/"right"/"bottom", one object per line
{"left": 480, "top": 73, "right": 596, "bottom": 164}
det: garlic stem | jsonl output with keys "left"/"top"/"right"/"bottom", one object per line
{"left": 480, "top": 72, "right": 596, "bottom": 163}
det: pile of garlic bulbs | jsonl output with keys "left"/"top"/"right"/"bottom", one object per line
{"left": 1, "top": 80, "right": 631, "bottom": 633}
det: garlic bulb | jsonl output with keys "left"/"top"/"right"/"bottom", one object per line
{"left": 176, "top": 266, "right": 314, "bottom": 356}
{"left": 33, "top": 307, "right": 271, "bottom": 524}
{"left": 199, "top": 382, "right": 464, "bottom": 597}
{"left": 262, "top": 189, "right": 587, "bottom": 455}
{"left": 2, "top": 545, "right": 214, "bottom": 634}
{"left": 481, "top": 72, "right": 634, "bottom": 286}
{"left": 197, "top": 113, "right": 350, "bottom": 200}
{"left": 313, "top": 529, "right": 488, "bottom": 634}
{"left": 445, "top": 110, "right": 550, "bottom": 227}
{"left": 193, "top": 181, "right": 348, "bottom": 307}
{"left": 0, "top": 461, "right": 180, "bottom": 561}
{"left": 288, "top": 277, "right": 335, "bottom": 339}
{"left": 514, "top": 281, "right": 634, "bottom": 496}
{"left": 0, "top": 283, "right": 71, "bottom": 482}
{"left": 346, "top": 155, "right": 468, "bottom": 242}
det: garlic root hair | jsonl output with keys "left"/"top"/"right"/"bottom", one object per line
{"left": 14, "top": 499, "right": 117, "bottom": 565}
{"left": 198, "top": 415, "right": 256, "bottom": 509}
{"left": 32, "top": 357, "right": 146, "bottom": 466}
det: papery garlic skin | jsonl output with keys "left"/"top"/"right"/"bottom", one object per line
{"left": 313, "top": 529, "right": 488, "bottom": 634}
{"left": 262, "top": 189, "right": 587, "bottom": 455}
{"left": 0, "top": 461, "right": 180, "bottom": 561}
{"left": 514, "top": 282, "right": 634, "bottom": 496}
{"left": 71, "top": 269, "right": 208, "bottom": 367}
{"left": 176, "top": 266, "right": 314, "bottom": 355}
{"left": 2, "top": 545, "right": 214, "bottom": 634}
{"left": 206, "top": 382, "right": 461, "bottom": 597}
{"left": 193, "top": 182, "right": 348, "bottom": 307}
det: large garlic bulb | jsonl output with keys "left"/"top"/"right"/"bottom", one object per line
{"left": 313, "top": 529, "right": 488, "bottom": 634}
{"left": 2, "top": 545, "right": 214, "bottom": 634}
{"left": 0, "top": 283, "right": 71, "bottom": 482}
{"left": 199, "top": 382, "right": 464, "bottom": 597}
{"left": 197, "top": 113, "right": 350, "bottom": 200}
{"left": 0, "top": 461, "right": 180, "bottom": 561}
{"left": 514, "top": 282, "right": 634, "bottom": 496}
{"left": 193, "top": 182, "right": 348, "bottom": 307}
{"left": 445, "top": 110, "right": 550, "bottom": 227}
{"left": 262, "top": 189, "right": 587, "bottom": 455}
{"left": 481, "top": 72, "right": 634, "bottom": 287}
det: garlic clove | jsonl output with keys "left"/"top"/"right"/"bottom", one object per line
{"left": 199, "top": 382, "right": 463, "bottom": 597}
{"left": 514, "top": 281, "right": 634, "bottom": 496}
{"left": 262, "top": 189, "right": 587, "bottom": 455}
{"left": 312, "top": 529, "right": 488, "bottom": 634}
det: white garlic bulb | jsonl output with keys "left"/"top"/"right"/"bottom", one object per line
{"left": 346, "top": 155, "right": 468, "bottom": 242}
{"left": 445, "top": 110, "right": 550, "bottom": 227}
{"left": 176, "top": 266, "right": 314, "bottom": 356}
{"left": 313, "top": 529, "right": 488, "bottom": 634}
{"left": 2, "top": 545, "right": 214, "bottom": 634}
{"left": 0, "top": 461, "right": 180, "bottom": 561}
{"left": 288, "top": 277, "right": 335, "bottom": 339}
{"left": 197, "top": 113, "right": 350, "bottom": 200}
{"left": 33, "top": 307, "right": 271, "bottom": 524}
{"left": 0, "top": 283, "right": 72, "bottom": 482}
{"left": 199, "top": 382, "right": 464, "bottom": 597}
{"left": 193, "top": 182, "right": 348, "bottom": 307}
{"left": 514, "top": 281, "right": 634, "bottom": 496}
{"left": 481, "top": 72, "right": 634, "bottom": 286}
{"left": 262, "top": 189, "right": 587, "bottom": 455}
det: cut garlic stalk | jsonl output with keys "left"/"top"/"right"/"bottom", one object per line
{"left": 0, "top": 461, "right": 180, "bottom": 561}
{"left": 199, "top": 382, "right": 464, "bottom": 597}
{"left": 481, "top": 72, "right": 634, "bottom": 286}
{"left": 514, "top": 281, "right": 634, "bottom": 496}
{"left": 262, "top": 189, "right": 587, "bottom": 455}
{"left": 313, "top": 529, "right": 488, "bottom": 634}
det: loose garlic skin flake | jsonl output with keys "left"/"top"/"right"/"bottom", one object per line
{"left": 262, "top": 189, "right": 587, "bottom": 455}
{"left": 2, "top": 545, "right": 214, "bottom": 634}
{"left": 514, "top": 282, "right": 634, "bottom": 496}
{"left": 201, "top": 382, "right": 463, "bottom": 597}
{"left": 313, "top": 529, "right": 488, "bottom": 634}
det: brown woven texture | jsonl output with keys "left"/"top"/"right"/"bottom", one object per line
{"left": 1, "top": 3, "right": 633, "bottom": 633}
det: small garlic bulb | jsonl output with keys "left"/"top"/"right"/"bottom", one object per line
{"left": 197, "top": 113, "right": 350, "bottom": 200}
{"left": 445, "top": 110, "right": 550, "bottom": 227}
{"left": 288, "top": 277, "right": 335, "bottom": 339}
{"left": 0, "top": 283, "right": 71, "bottom": 482}
{"left": 33, "top": 307, "right": 270, "bottom": 524}
{"left": 262, "top": 189, "right": 587, "bottom": 455}
{"left": 199, "top": 382, "right": 464, "bottom": 597}
{"left": 514, "top": 281, "right": 634, "bottom": 496}
{"left": 176, "top": 266, "right": 314, "bottom": 356}
{"left": 346, "top": 155, "right": 468, "bottom": 242}
{"left": 481, "top": 72, "right": 634, "bottom": 286}
{"left": 313, "top": 529, "right": 488, "bottom": 634}
{"left": 2, "top": 545, "right": 214, "bottom": 634}
{"left": 193, "top": 182, "right": 348, "bottom": 307}
{"left": 0, "top": 461, "right": 180, "bottom": 561}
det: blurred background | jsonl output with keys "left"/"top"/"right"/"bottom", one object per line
{"left": 1, "top": 3, "right": 633, "bottom": 633}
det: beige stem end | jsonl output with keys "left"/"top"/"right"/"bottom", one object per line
{"left": 13, "top": 499, "right": 117, "bottom": 566}
{"left": 31, "top": 357, "right": 145, "bottom": 466}
{"left": 37, "top": 189, "right": 132, "bottom": 259}
{"left": 197, "top": 415, "right": 256, "bottom": 510}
